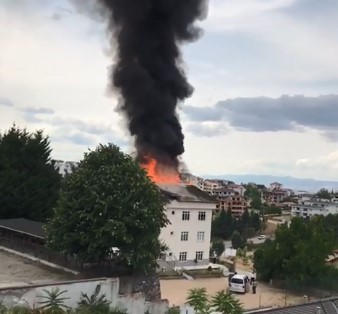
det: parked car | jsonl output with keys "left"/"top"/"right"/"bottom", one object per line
{"left": 258, "top": 235, "right": 266, "bottom": 240}
{"left": 229, "top": 274, "right": 249, "bottom": 294}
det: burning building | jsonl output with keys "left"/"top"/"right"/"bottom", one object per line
{"left": 157, "top": 183, "right": 216, "bottom": 270}
{"left": 73, "top": 0, "right": 212, "bottom": 268}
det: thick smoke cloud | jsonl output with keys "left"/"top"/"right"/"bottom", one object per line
{"left": 72, "top": 0, "right": 208, "bottom": 167}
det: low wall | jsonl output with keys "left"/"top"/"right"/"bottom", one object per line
{"left": 0, "top": 277, "right": 168, "bottom": 314}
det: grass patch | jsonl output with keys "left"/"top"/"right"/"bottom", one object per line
{"left": 218, "top": 259, "right": 235, "bottom": 272}
{"left": 158, "top": 270, "right": 184, "bottom": 280}
{"left": 185, "top": 268, "right": 224, "bottom": 279}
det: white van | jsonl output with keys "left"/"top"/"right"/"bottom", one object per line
{"left": 229, "top": 274, "right": 249, "bottom": 293}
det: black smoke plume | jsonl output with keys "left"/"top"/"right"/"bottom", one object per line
{"left": 73, "top": 0, "right": 208, "bottom": 167}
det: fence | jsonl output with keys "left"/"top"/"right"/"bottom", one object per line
{"left": 0, "top": 228, "right": 129, "bottom": 277}
{"left": 270, "top": 278, "right": 338, "bottom": 300}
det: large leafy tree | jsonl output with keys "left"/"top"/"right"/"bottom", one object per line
{"left": 45, "top": 144, "right": 168, "bottom": 273}
{"left": 0, "top": 125, "right": 61, "bottom": 221}
{"left": 231, "top": 230, "right": 245, "bottom": 249}
{"left": 254, "top": 216, "right": 336, "bottom": 286}
{"left": 211, "top": 238, "right": 225, "bottom": 258}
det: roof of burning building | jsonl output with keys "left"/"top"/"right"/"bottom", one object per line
{"left": 0, "top": 218, "right": 44, "bottom": 239}
{"left": 158, "top": 184, "right": 217, "bottom": 203}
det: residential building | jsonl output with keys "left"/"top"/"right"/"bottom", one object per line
{"left": 228, "top": 184, "right": 246, "bottom": 196}
{"left": 198, "top": 179, "right": 224, "bottom": 193}
{"left": 291, "top": 198, "right": 338, "bottom": 218}
{"left": 262, "top": 182, "right": 289, "bottom": 204}
{"left": 210, "top": 188, "right": 236, "bottom": 198}
{"left": 270, "top": 182, "right": 283, "bottom": 190}
{"left": 157, "top": 184, "right": 216, "bottom": 270}
{"left": 215, "top": 192, "right": 248, "bottom": 217}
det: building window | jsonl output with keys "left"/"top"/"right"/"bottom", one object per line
{"left": 197, "top": 231, "right": 205, "bottom": 242}
{"left": 195, "top": 251, "right": 203, "bottom": 261}
{"left": 179, "top": 252, "right": 187, "bottom": 261}
{"left": 181, "top": 231, "right": 189, "bottom": 241}
{"left": 182, "top": 211, "right": 190, "bottom": 221}
{"left": 198, "top": 211, "right": 206, "bottom": 221}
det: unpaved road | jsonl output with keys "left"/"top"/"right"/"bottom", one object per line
{"left": 160, "top": 278, "right": 313, "bottom": 310}
{"left": 0, "top": 250, "right": 73, "bottom": 288}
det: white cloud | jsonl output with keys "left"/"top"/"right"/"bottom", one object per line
{"left": 295, "top": 152, "right": 338, "bottom": 175}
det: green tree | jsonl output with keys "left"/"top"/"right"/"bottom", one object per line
{"left": 211, "top": 239, "right": 225, "bottom": 257}
{"left": 0, "top": 125, "right": 61, "bottom": 221}
{"left": 251, "top": 195, "right": 262, "bottom": 210}
{"left": 77, "top": 284, "right": 110, "bottom": 313}
{"left": 45, "top": 144, "right": 168, "bottom": 273}
{"left": 38, "top": 288, "right": 70, "bottom": 314}
{"left": 212, "top": 210, "right": 229, "bottom": 239}
{"left": 254, "top": 216, "right": 335, "bottom": 285}
{"left": 245, "top": 185, "right": 262, "bottom": 210}
{"left": 211, "top": 290, "right": 243, "bottom": 314}
{"left": 241, "top": 208, "right": 249, "bottom": 226}
{"left": 186, "top": 288, "right": 244, "bottom": 314}
{"left": 316, "top": 188, "right": 332, "bottom": 200}
{"left": 249, "top": 211, "right": 261, "bottom": 231}
{"left": 263, "top": 204, "right": 282, "bottom": 215}
{"left": 186, "top": 288, "right": 210, "bottom": 314}
{"left": 231, "top": 230, "right": 244, "bottom": 249}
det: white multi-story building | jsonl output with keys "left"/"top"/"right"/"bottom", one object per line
{"left": 157, "top": 184, "right": 216, "bottom": 270}
{"left": 291, "top": 198, "right": 338, "bottom": 218}
{"left": 198, "top": 180, "right": 224, "bottom": 193}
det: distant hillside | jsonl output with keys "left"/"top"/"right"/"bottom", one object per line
{"left": 203, "top": 174, "right": 338, "bottom": 192}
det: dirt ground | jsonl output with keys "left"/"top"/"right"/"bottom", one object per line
{"left": 160, "top": 278, "right": 313, "bottom": 310}
{"left": 0, "top": 250, "right": 73, "bottom": 288}
{"left": 264, "top": 220, "right": 279, "bottom": 235}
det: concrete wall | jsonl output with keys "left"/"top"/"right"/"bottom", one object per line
{"left": 0, "top": 278, "right": 168, "bottom": 314}
{"left": 160, "top": 200, "right": 214, "bottom": 269}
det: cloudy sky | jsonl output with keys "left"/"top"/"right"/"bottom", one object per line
{"left": 1, "top": 0, "right": 338, "bottom": 180}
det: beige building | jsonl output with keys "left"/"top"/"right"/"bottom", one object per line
{"left": 157, "top": 184, "right": 216, "bottom": 270}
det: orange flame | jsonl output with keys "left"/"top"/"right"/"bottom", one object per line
{"left": 141, "top": 156, "right": 181, "bottom": 184}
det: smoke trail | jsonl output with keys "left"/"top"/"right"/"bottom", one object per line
{"left": 73, "top": 0, "right": 208, "bottom": 167}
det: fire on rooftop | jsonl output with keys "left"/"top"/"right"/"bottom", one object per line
{"left": 141, "top": 156, "right": 181, "bottom": 185}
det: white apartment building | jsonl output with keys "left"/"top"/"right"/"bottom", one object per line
{"left": 157, "top": 184, "right": 216, "bottom": 270}
{"left": 291, "top": 198, "right": 338, "bottom": 218}
{"left": 199, "top": 180, "right": 223, "bottom": 193}
{"left": 210, "top": 188, "right": 236, "bottom": 198}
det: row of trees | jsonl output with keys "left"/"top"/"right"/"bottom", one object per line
{"left": 254, "top": 216, "right": 338, "bottom": 289}
{"left": 212, "top": 208, "right": 261, "bottom": 241}
{"left": 0, "top": 125, "right": 168, "bottom": 273}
